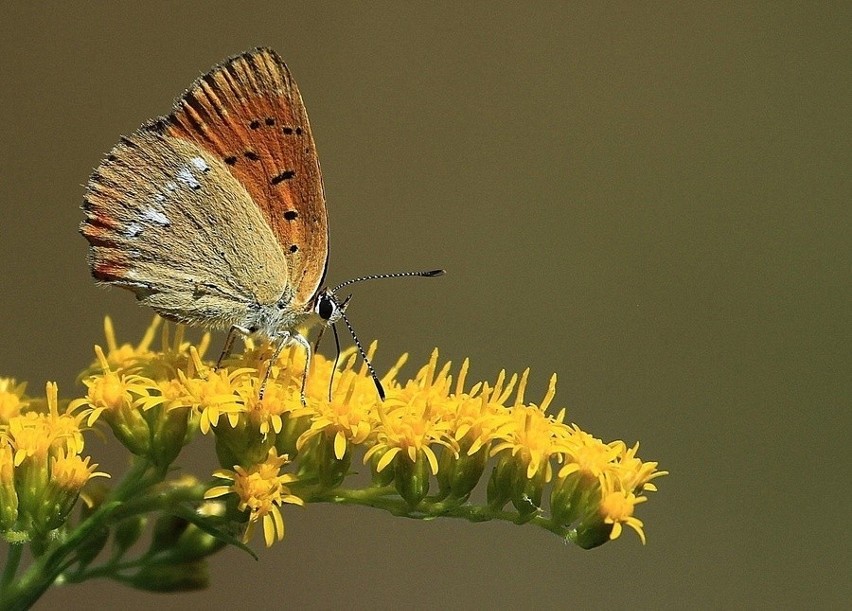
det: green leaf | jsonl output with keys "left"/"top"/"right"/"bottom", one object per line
{"left": 167, "top": 504, "right": 258, "bottom": 561}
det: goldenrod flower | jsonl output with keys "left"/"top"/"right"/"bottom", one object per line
{"left": 205, "top": 448, "right": 303, "bottom": 547}
{"left": 38, "top": 450, "right": 110, "bottom": 532}
{"left": 134, "top": 378, "right": 192, "bottom": 413}
{"left": 598, "top": 474, "right": 649, "bottom": 544}
{"left": 442, "top": 359, "right": 514, "bottom": 455}
{"left": 0, "top": 310, "right": 666, "bottom": 610}
{"left": 8, "top": 411, "right": 52, "bottom": 468}
{"left": 179, "top": 348, "right": 250, "bottom": 435}
{"left": 296, "top": 367, "right": 376, "bottom": 460}
{"left": 0, "top": 378, "right": 27, "bottom": 424}
{"left": 0, "top": 383, "right": 105, "bottom": 538}
{"left": 50, "top": 450, "right": 109, "bottom": 492}
{"left": 558, "top": 426, "right": 625, "bottom": 485}
{"left": 241, "top": 376, "right": 311, "bottom": 440}
{"left": 0, "top": 442, "right": 18, "bottom": 531}
{"left": 490, "top": 373, "right": 564, "bottom": 480}
{"left": 364, "top": 398, "right": 457, "bottom": 476}
{"left": 71, "top": 348, "right": 156, "bottom": 456}
{"left": 615, "top": 442, "right": 668, "bottom": 494}
{"left": 100, "top": 315, "right": 160, "bottom": 371}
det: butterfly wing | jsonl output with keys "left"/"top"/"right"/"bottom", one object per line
{"left": 165, "top": 47, "right": 329, "bottom": 307}
{"left": 82, "top": 125, "right": 292, "bottom": 328}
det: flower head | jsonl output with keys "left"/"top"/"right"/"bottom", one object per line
{"left": 205, "top": 448, "right": 303, "bottom": 547}
{"left": 0, "top": 378, "right": 27, "bottom": 424}
{"left": 297, "top": 365, "right": 377, "bottom": 461}
{"left": 490, "top": 373, "right": 565, "bottom": 480}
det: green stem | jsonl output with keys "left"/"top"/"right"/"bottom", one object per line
{"left": 307, "top": 486, "right": 571, "bottom": 537}
{"left": 66, "top": 556, "right": 149, "bottom": 583}
{"left": 0, "top": 543, "right": 23, "bottom": 593}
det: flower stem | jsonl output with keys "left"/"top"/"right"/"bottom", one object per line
{"left": 0, "top": 543, "right": 23, "bottom": 593}
{"left": 1, "top": 457, "right": 154, "bottom": 610}
{"left": 308, "top": 486, "right": 570, "bottom": 536}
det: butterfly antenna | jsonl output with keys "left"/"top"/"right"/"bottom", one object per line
{"left": 332, "top": 269, "right": 444, "bottom": 293}
{"left": 328, "top": 322, "right": 343, "bottom": 402}
{"left": 336, "top": 305, "right": 385, "bottom": 400}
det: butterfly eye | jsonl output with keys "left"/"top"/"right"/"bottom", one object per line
{"left": 317, "top": 294, "right": 335, "bottom": 321}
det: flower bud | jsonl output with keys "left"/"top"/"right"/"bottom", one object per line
{"left": 127, "top": 561, "right": 209, "bottom": 592}
{"left": 438, "top": 441, "right": 487, "bottom": 501}
{"left": 486, "top": 454, "right": 515, "bottom": 510}
{"left": 148, "top": 404, "right": 191, "bottom": 467}
{"left": 395, "top": 453, "right": 430, "bottom": 508}
{"left": 511, "top": 469, "right": 544, "bottom": 523}
{"left": 551, "top": 470, "right": 597, "bottom": 527}
{"left": 214, "top": 418, "right": 274, "bottom": 469}
{"left": 571, "top": 520, "right": 614, "bottom": 550}
{"left": 0, "top": 444, "right": 18, "bottom": 532}
{"left": 113, "top": 515, "right": 147, "bottom": 556}
{"left": 368, "top": 448, "right": 395, "bottom": 487}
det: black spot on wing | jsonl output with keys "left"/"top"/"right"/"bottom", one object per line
{"left": 270, "top": 170, "right": 295, "bottom": 185}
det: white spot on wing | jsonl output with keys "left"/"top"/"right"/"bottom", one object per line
{"left": 190, "top": 156, "right": 210, "bottom": 172}
{"left": 177, "top": 167, "right": 201, "bottom": 190}
{"left": 124, "top": 222, "right": 142, "bottom": 237}
{"left": 142, "top": 208, "right": 170, "bottom": 226}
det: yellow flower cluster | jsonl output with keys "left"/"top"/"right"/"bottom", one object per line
{"left": 0, "top": 316, "right": 664, "bottom": 552}
{"left": 65, "top": 317, "right": 665, "bottom": 548}
{"left": 0, "top": 379, "right": 107, "bottom": 540}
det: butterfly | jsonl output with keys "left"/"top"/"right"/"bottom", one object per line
{"left": 80, "top": 47, "right": 442, "bottom": 401}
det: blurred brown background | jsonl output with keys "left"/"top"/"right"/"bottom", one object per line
{"left": 0, "top": 2, "right": 848, "bottom": 609}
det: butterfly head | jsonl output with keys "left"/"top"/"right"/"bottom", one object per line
{"left": 313, "top": 289, "right": 346, "bottom": 325}
{"left": 308, "top": 270, "right": 444, "bottom": 401}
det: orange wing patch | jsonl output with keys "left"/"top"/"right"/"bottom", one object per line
{"left": 165, "top": 48, "right": 328, "bottom": 306}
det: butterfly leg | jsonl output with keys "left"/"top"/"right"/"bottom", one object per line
{"left": 217, "top": 325, "right": 251, "bottom": 369}
{"left": 290, "top": 333, "right": 313, "bottom": 407}
{"left": 258, "top": 332, "right": 290, "bottom": 400}
{"left": 257, "top": 333, "right": 313, "bottom": 405}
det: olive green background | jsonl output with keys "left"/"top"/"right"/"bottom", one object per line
{"left": 1, "top": 2, "right": 848, "bottom": 609}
